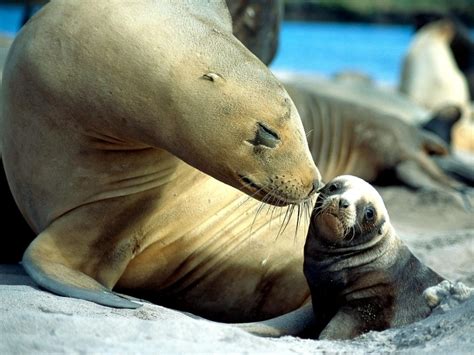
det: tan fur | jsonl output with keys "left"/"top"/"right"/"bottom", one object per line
{"left": 2, "top": 0, "right": 321, "bottom": 321}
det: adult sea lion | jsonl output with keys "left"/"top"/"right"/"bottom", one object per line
{"left": 2, "top": 0, "right": 320, "bottom": 320}
{"left": 413, "top": 13, "right": 474, "bottom": 99}
{"left": 400, "top": 19, "right": 470, "bottom": 113}
{"left": 400, "top": 19, "right": 473, "bottom": 153}
{"left": 225, "top": 0, "right": 283, "bottom": 66}
{"left": 304, "top": 175, "right": 444, "bottom": 339}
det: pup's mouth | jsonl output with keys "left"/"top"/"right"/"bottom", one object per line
{"left": 313, "top": 198, "right": 349, "bottom": 239}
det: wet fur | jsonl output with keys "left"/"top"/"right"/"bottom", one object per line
{"left": 304, "top": 176, "right": 444, "bottom": 339}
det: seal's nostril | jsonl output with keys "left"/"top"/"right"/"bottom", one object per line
{"left": 339, "top": 198, "right": 350, "bottom": 209}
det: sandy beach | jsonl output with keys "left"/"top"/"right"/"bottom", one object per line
{"left": 1, "top": 184, "right": 473, "bottom": 354}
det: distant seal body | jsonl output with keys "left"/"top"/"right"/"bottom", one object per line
{"left": 400, "top": 20, "right": 470, "bottom": 112}
{"left": 282, "top": 79, "right": 465, "bottom": 191}
{"left": 2, "top": 0, "right": 320, "bottom": 321}
{"left": 304, "top": 175, "right": 444, "bottom": 339}
{"left": 400, "top": 19, "right": 474, "bottom": 153}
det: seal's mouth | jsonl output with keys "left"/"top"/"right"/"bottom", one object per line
{"left": 238, "top": 175, "right": 301, "bottom": 206}
{"left": 314, "top": 211, "right": 346, "bottom": 242}
{"left": 313, "top": 197, "right": 354, "bottom": 240}
{"left": 239, "top": 175, "right": 261, "bottom": 191}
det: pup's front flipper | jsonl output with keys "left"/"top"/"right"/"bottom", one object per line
{"left": 23, "top": 228, "right": 141, "bottom": 309}
{"left": 318, "top": 308, "right": 364, "bottom": 340}
{"left": 235, "top": 302, "right": 315, "bottom": 337}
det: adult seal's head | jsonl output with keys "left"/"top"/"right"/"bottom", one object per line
{"left": 3, "top": 0, "right": 320, "bottom": 208}
{"left": 304, "top": 175, "right": 444, "bottom": 339}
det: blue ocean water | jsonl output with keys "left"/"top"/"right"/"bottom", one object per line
{"left": 0, "top": 4, "right": 36, "bottom": 35}
{"left": 271, "top": 21, "right": 413, "bottom": 85}
{"left": 1, "top": 5, "right": 472, "bottom": 85}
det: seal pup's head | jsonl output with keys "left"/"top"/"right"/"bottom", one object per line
{"left": 309, "top": 175, "right": 391, "bottom": 248}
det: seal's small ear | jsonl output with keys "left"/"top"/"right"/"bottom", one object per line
{"left": 202, "top": 72, "right": 223, "bottom": 82}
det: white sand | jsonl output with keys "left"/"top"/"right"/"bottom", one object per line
{"left": 1, "top": 186, "right": 473, "bottom": 354}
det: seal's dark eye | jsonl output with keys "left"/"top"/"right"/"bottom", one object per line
{"left": 328, "top": 182, "right": 340, "bottom": 192}
{"left": 365, "top": 207, "right": 375, "bottom": 221}
{"left": 247, "top": 123, "right": 280, "bottom": 148}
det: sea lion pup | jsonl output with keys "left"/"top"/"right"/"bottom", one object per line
{"left": 303, "top": 175, "right": 444, "bottom": 340}
{"left": 235, "top": 176, "right": 445, "bottom": 338}
{"left": 2, "top": 0, "right": 321, "bottom": 317}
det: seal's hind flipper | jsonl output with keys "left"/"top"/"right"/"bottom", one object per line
{"left": 396, "top": 150, "right": 464, "bottom": 191}
{"left": 432, "top": 155, "right": 474, "bottom": 187}
{"left": 22, "top": 234, "right": 141, "bottom": 309}
{"left": 395, "top": 158, "right": 448, "bottom": 190}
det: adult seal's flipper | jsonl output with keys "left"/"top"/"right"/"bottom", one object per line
{"left": 432, "top": 155, "right": 474, "bottom": 187}
{"left": 395, "top": 130, "right": 464, "bottom": 191}
{"left": 22, "top": 232, "right": 141, "bottom": 309}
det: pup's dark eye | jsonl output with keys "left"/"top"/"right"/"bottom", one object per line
{"left": 247, "top": 123, "right": 280, "bottom": 148}
{"left": 365, "top": 207, "right": 375, "bottom": 221}
{"left": 328, "top": 182, "right": 340, "bottom": 192}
